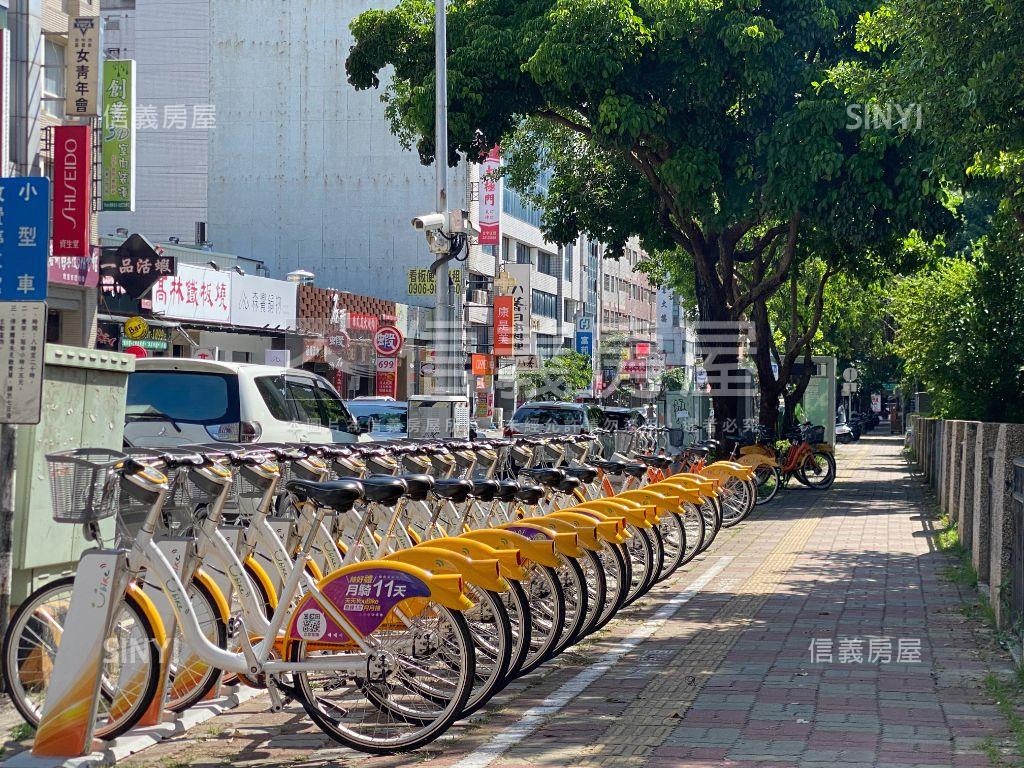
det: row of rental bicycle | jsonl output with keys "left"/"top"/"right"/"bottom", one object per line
{"left": 4, "top": 429, "right": 762, "bottom": 756}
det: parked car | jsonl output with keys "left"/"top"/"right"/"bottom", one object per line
{"left": 124, "top": 359, "right": 368, "bottom": 447}
{"left": 344, "top": 400, "right": 408, "bottom": 441}
{"left": 597, "top": 406, "right": 647, "bottom": 431}
{"left": 505, "top": 401, "right": 602, "bottom": 436}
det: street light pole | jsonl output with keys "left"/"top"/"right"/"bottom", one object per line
{"left": 433, "top": 0, "right": 450, "bottom": 395}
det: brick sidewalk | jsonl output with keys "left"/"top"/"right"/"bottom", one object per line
{"left": 110, "top": 435, "right": 1015, "bottom": 768}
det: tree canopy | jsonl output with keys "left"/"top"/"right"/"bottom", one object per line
{"left": 347, "top": 0, "right": 949, "bottom": 435}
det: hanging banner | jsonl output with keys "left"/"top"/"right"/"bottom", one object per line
{"left": 506, "top": 263, "right": 534, "bottom": 356}
{"left": 66, "top": 16, "right": 100, "bottom": 117}
{"left": 52, "top": 125, "right": 92, "bottom": 257}
{"left": 494, "top": 296, "right": 514, "bottom": 357}
{"left": 101, "top": 60, "right": 136, "bottom": 211}
{"left": 478, "top": 146, "right": 501, "bottom": 246}
{"left": 151, "top": 263, "right": 231, "bottom": 324}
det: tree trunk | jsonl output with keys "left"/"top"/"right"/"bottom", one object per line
{"left": 692, "top": 255, "right": 746, "bottom": 444}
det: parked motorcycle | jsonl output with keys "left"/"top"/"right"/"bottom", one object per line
{"left": 836, "top": 420, "right": 855, "bottom": 444}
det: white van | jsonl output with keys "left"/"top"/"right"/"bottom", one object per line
{"left": 124, "top": 359, "right": 368, "bottom": 447}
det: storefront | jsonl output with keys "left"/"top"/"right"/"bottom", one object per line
{"left": 295, "top": 285, "right": 407, "bottom": 398}
{"left": 47, "top": 250, "right": 101, "bottom": 347}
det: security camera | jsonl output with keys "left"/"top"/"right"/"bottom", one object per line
{"left": 411, "top": 213, "right": 447, "bottom": 231}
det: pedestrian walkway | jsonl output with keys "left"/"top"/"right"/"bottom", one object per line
{"left": 50, "top": 436, "right": 1017, "bottom": 767}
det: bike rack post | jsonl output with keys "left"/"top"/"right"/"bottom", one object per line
{"left": 31, "top": 550, "right": 128, "bottom": 758}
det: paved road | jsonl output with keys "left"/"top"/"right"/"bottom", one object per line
{"left": 13, "top": 435, "right": 1015, "bottom": 767}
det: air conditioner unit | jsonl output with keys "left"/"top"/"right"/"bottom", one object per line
{"left": 470, "top": 289, "right": 488, "bottom": 305}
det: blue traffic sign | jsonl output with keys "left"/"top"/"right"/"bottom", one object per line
{"left": 0, "top": 178, "right": 50, "bottom": 301}
{"left": 575, "top": 330, "right": 593, "bottom": 357}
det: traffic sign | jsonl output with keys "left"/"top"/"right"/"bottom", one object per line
{"left": 576, "top": 316, "right": 593, "bottom": 333}
{"left": 376, "top": 357, "right": 399, "bottom": 373}
{"left": 0, "top": 178, "right": 50, "bottom": 301}
{"left": 373, "top": 325, "right": 404, "bottom": 356}
{"left": 842, "top": 366, "right": 859, "bottom": 383}
{"left": 0, "top": 302, "right": 45, "bottom": 424}
{"left": 575, "top": 330, "right": 594, "bottom": 357}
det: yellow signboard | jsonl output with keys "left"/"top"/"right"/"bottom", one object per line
{"left": 407, "top": 268, "right": 463, "bottom": 296}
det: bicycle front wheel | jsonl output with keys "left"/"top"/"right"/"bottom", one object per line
{"left": 754, "top": 465, "right": 781, "bottom": 505}
{"left": 800, "top": 450, "right": 836, "bottom": 489}
{"left": 293, "top": 601, "right": 475, "bottom": 755}
{"left": 2, "top": 576, "right": 162, "bottom": 741}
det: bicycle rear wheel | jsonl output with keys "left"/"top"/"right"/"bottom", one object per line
{"left": 754, "top": 465, "right": 781, "bottom": 505}
{"left": 293, "top": 602, "right": 474, "bottom": 754}
{"left": 655, "top": 512, "right": 686, "bottom": 582}
{"left": 519, "top": 565, "right": 565, "bottom": 674}
{"left": 551, "top": 555, "right": 589, "bottom": 654}
{"left": 622, "top": 527, "right": 656, "bottom": 607}
{"left": 460, "top": 587, "right": 512, "bottom": 717}
{"left": 680, "top": 502, "right": 705, "bottom": 565}
{"left": 591, "top": 542, "right": 628, "bottom": 633}
{"left": 799, "top": 451, "right": 836, "bottom": 489}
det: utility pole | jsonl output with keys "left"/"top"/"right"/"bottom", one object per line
{"left": 432, "top": 0, "right": 450, "bottom": 395}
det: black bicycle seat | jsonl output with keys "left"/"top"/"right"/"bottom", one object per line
{"left": 285, "top": 479, "right": 364, "bottom": 512}
{"left": 623, "top": 463, "right": 648, "bottom": 479}
{"left": 496, "top": 480, "right": 520, "bottom": 502}
{"left": 565, "top": 466, "right": 599, "bottom": 484}
{"left": 591, "top": 460, "right": 625, "bottom": 474}
{"left": 637, "top": 455, "right": 672, "bottom": 470}
{"left": 519, "top": 467, "right": 566, "bottom": 487}
{"left": 432, "top": 478, "right": 473, "bottom": 504}
{"left": 556, "top": 476, "right": 582, "bottom": 494}
{"left": 515, "top": 484, "right": 546, "bottom": 505}
{"left": 688, "top": 446, "right": 710, "bottom": 457}
{"left": 360, "top": 475, "right": 409, "bottom": 506}
{"left": 470, "top": 479, "right": 500, "bottom": 502}
{"left": 398, "top": 473, "right": 435, "bottom": 502}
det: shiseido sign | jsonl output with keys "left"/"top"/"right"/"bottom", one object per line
{"left": 52, "top": 125, "right": 92, "bottom": 257}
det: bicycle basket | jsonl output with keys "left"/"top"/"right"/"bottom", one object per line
{"left": 803, "top": 425, "right": 826, "bottom": 444}
{"left": 46, "top": 448, "right": 128, "bottom": 524}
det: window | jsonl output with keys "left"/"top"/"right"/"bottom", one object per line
{"left": 532, "top": 289, "right": 558, "bottom": 319}
{"left": 46, "top": 309, "right": 61, "bottom": 343}
{"left": 537, "top": 250, "right": 557, "bottom": 276}
{"left": 126, "top": 372, "right": 239, "bottom": 425}
{"left": 314, "top": 379, "right": 357, "bottom": 430}
{"left": 43, "top": 40, "right": 66, "bottom": 114}
{"left": 662, "top": 339, "right": 676, "bottom": 354}
{"left": 516, "top": 242, "right": 531, "bottom": 264}
{"left": 604, "top": 275, "right": 612, "bottom": 292}
{"left": 589, "top": 242, "right": 600, "bottom": 259}
{"left": 255, "top": 376, "right": 294, "bottom": 421}
{"left": 285, "top": 378, "right": 324, "bottom": 425}
{"left": 563, "top": 298, "right": 575, "bottom": 322}
{"left": 563, "top": 247, "right": 573, "bottom": 280}
{"left": 502, "top": 237, "right": 510, "bottom": 262}
{"left": 231, "top": 351, "right": 251, "bottom": 363}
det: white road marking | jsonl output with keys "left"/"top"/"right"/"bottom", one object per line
{"left": 451, "top": 555, "right": 734, "bottom": 768}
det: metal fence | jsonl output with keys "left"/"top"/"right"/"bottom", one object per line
{"left": 1009, "top": 458, "right": 1024, "bottom": 634}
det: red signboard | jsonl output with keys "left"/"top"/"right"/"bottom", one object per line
{"left": 635, "top": 342, "right": 651, "bottom": 357}
{"left": 376, "top": 371, "right": 397, "bottom": 398}
{"left": 494, "top": 296, "right": 514, "bottom": 357}
{"left": 52, "top": 125, "right": 92, "bottom": 257}
{"left": 373, "top": 325, "right": 403, "bottom": 356}
{"left": 348, "top": 313, "right": 380, "bottom": 333}
{"left": 48, "top": 247, "right": 99, "bottom": 287}
{"left": 471, "top": 354, "right": 492, "bottom": 377}
{"left": 478, "top": 146, "right": 501, "bottom": 246}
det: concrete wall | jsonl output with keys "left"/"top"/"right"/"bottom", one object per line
{"left": 912, "top": 418, "right": 1024, "bottom": 629}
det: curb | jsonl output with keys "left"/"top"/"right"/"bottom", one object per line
{"left": 2, "top": 686, "right": 265, "bottom": 768}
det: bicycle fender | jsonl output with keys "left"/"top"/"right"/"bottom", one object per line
{"left": 656, "top": 475, "right": 718, "bottom": 497}
{"left": 113, "top": 582, "right": 169, "bottom": 724}
{"left": 641, "top": 482, "right": 704, "bottom": 504}
{"left": 572, "top": 499, "right": 656, "bottom": 528}
{"left": 286, "top": 561, "right": 471, "bottom": 647}
{"left": 704, "top": 461, "right": 755, "bottom": 481}
{"left": 614, "top": 489, "right": 686, "bottom": 515}
{"left": 385, "top": 546, "right": 506, "bottom": 593}
{"left": 498, "top": 522, "right": 585, "bottom": 559}
{"left": 523, "top": 515, "right": 602, "bottom": 551}
{"left": 545, "top": 510, "right": 626, "bottom": 545}
{"left": 193, "top": 568, "right": 231, "bottom": 624}
{"left": 735, "top": 454, "right": 779, "bottom": 469}
{"left": 244, "top": 556, "right": 279, "bottom": 611}
{"left": 424, "top": 537, "right": 529, "bottom": 581}
{"left": 461, "top": 529, "right": 560, "bottom": 568}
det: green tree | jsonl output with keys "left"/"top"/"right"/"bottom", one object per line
{"left": 517, "top": 351, "right": 593, "bottom": 401}
{"left": 347, "top": 0, "right": 947, "bottom": 438}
